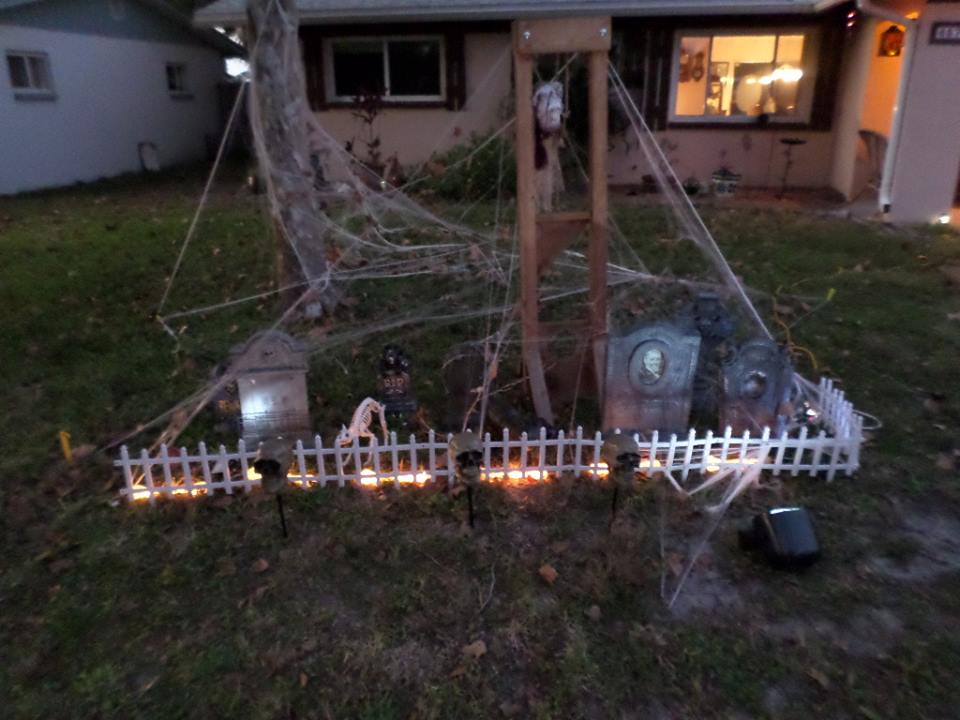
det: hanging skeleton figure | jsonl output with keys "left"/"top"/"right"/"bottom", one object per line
{"left": 533, "top": 81, "right": 565, "bottom": 211}
{"left": 337, "top": 397, "right": 389, "bottom": 465}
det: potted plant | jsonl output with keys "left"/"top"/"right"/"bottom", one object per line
{"left": 711, "top": 151, "right": 742, "bottom": 197}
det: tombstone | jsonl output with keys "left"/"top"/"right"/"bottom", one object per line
{"left": 377, "top": 344, "right": 416, "bottom": 416}
{"left": 603, "top": 323, "right": 701, "bottom": 435}
{"left": 229, "top": 330, "right": 311, "bottom": 444}
{"left": 683, "top": 292, "right": 736, "bottom": 425}
{"left": 720, "top": 338, "right": 793, "bottom": 435}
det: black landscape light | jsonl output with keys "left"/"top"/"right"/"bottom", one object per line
{"left": 254, "top": 436, "right": 293, "bottom": 538}
{"left": 739, "top": 506, "right": 821, "bottom": 569}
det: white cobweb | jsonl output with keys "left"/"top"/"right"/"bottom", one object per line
{"left": 114, "top": 1, "right": 861, "bottom": 607}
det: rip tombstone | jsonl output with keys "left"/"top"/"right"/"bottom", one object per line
{"left": 229, "top": 330, "right": 311, "bottom": 444}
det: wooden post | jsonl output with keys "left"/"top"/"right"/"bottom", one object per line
{"left": 512, "top": 17, "right": 610, "bottom": 425}
{"left": 513, "top": 44, "right": 554, "bottom": 425}
{"left": 588, "top": 49, "right": 609, "bottom": 402}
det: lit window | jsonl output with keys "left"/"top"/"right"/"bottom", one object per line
{"left": 671, "top": 31, "right": 817, "bottom": 123}
{"left": 6, "top": 51, "right": 54, "bottom": 97}
{"left": 166, "top": 62, "right": 188, "bottom": 94}
{"left": 324, "top": 36, "right": 444, "bottom": 102}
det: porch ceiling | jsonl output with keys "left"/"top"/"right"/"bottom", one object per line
{"left": 194, "top": 0, "right": 847, "bottom": 27}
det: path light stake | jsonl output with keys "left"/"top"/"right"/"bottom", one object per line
{"left": 449, "top": 432, "right": 483, "bottom": 528}
{"left": 600, "top": 431, "right": 641, "bottom": 526}
{"left": 254, "top": 436, "right": 293, "bottom": 538}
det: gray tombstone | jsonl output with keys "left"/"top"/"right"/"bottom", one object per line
{"left": 720, "top": 338, "right": 793, "bottom": 435}
{"left": 230, "top": 330, "right": 311, "bottom": 444}
{"left": 603, "top": 323, "right": 701, "bottom": 435}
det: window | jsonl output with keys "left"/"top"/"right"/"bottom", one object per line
{"left": 670, "top": 30, "right": 818, "bottom": 124}
{"left": 6, "top": 51, "right": 54, "bottom": 98}
{"left": 324, "top": 36, "right": 444, "bottom": 103}
{"left": 166, "top": 62, "right": 188, "bottom": 95}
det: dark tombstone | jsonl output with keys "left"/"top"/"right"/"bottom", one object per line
{"left": 230, "top": 330, "right": 311, "bottom": 444}
{"left": 603, "top": 323, "right": 701, "bottom": 435}
{"left": 377, "top": 344, "right": 416, "bottom": 416}
{"left": 720, "top": 338, "right": 793, "bottom": 435}
{"left": 684, "top": 292, "right": 736, "bottom": 426}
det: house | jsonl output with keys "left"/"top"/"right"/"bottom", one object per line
{"left": 0, "top": 0, "right": 242, "bottom": 195}
{"left": 194, "top": 0, "right": 960, "bottom": 225}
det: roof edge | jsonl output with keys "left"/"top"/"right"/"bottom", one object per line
{"left": 194, "top": 1, "right": 845, "bottom": 28}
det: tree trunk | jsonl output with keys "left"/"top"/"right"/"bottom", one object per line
{"left": 247, "top": 0, "right": 331, "bottom": 315}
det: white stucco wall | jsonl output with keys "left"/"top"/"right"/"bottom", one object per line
{"left": 314, "top": 33, "right": 513, "bottom": 166}
{"left": 0, "top": 25, "right": 225, "bottom": 194}
{"left": 314, "top": 31, "right": 837, "bottom": 189}
{"left": 888, "top": 3, "right": 960, "bottom": 224}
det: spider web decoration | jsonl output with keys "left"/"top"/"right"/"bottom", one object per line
{"left": 111, "top": 3, "right": 872, "bottom": 607}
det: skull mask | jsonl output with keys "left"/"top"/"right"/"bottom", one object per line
{"left": 600, "top": 432, "right": 641, "bottom": 488}
{"left": 533, "top": 82, "right": 564, "bottom": 135}
{"left": 449, "top": 432, "right": 483, "bottom": 488}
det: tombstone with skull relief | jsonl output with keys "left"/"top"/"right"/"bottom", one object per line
{"left": 603, "top": 323, "right": 701, "bottom": 435}
{"left": 720, "top": 338, "right": 793, "bottom": 435}
{"left": 230, "top": 330, "right": 311, "bottom": 444}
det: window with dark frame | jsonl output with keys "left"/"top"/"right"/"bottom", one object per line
{"left": 6, "top": 51, "right": 54, "bottom": 97}
{"left": 670, "top": 29, "right": 818, "bottom": 124}
{"left": 324, "top": 36, "right": 444, "bottom": 102}
{"left": 166, "top": 62, "right": 188, "bottom": 94}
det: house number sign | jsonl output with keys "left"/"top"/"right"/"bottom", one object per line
{"left": 931, "top": 22, "right": 960, "bottom": 45}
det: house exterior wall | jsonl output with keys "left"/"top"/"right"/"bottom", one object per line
{"left": 888, "top": 2, "right": 960, "bottom": 224}
{"left": 312, "top": 28, "right": 839, "bottom": 189}
{"left": 313, "top": 32, "right": 512, "bottom": 167}
{"left": 0, "top": 3, "right": 226, "bottom": 194}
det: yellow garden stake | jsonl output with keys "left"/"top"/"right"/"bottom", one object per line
{"left": 59, "top": 430, "right": 73, "bottom": 463}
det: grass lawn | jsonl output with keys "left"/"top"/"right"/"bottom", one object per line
{"left": 2, "top": 165, "right": 960, "bottom": 719}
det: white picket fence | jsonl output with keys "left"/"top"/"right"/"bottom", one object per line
{"left": 116, "top": 378, "right": 863, "bottom": 504}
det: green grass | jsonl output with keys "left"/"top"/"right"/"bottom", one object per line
{"left": 2, "top": 166, "right": 960, "bottom": 719}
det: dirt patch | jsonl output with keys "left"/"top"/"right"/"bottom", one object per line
{"left": 869, "top": 509, "right": 960, "bottom": 582}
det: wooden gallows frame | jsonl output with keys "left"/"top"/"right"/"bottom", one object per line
{"left": 513, "top": 16, "right": 611, "bottom": 425}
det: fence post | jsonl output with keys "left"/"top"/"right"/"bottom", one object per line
{"left": 198, "top": 441, "right": 213, "bottom": 491}
{"left": 220, "top": 444, "right": 234, "bottom": 494}
{"left": 428, "top": 429, "right": 437, "bottom": 484}
{"left": 316, "top": 435, "right": 328, "bottom": 487}
{"left": 179, "top": 446, "right": 194, "bottom": 496}
{"left": 119, "top": 445, "right": 135, "bottom": 502}
{"left": 408, "top": 433, "right": 418, "bottom": 483}
{"left": 140, "top": 448, "right": 156, "bottom": 505}
{"left": 791, "top": 427, "right": 807, "bottom": 477}
{"left": 574, "top": 426, "right": 584, "bottom": 475}
{"left": 238, "top": 439, "right": 251, "bottom": 493}
{"left": 483, "top": 432, "right": 492, "bottom": 482}
{"left": 681, "top": 428, "right": 696, "bottom": 481}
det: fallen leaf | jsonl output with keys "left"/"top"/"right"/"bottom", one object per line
{"left": 299, "top": 671, "right": 309, "bottom": 688}
{"left": 539, "top": 564, "right": 558, "bottom": 585}
{"left": 499, "top": 700, "right": 522, "bottom": 716}
{"left": 935, "top": 453, "right": 956, "bottom": 472}
{"left": 252, "top": 558, "right": 270, "bottom": 573}
{"left": 585, "top": 605, "right": 601, "bottom": 622}
{"left": 449, "top": 664, "right": 466, "bottom": 678}
{"left": 462, "top": 639, "right": 487, "bottom": 659}
{"left": 807, "top": 668, "right": 831, "bottom": 689}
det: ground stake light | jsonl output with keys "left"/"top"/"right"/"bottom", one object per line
{"left": 600, "top": 431, "right": 641, "bottom": 525}
{"left": 254, "top": 436, "right": 293, "bottom": 538}
{"left": 449, "top": 431, "right": 483, "bottom": 528}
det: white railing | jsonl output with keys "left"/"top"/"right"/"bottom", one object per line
{"left": 116, "top": 378, "right": 863, "bottom": 504}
